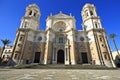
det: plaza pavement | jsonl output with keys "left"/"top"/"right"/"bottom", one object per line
{"left": 0, "top": 69, "right": 120, "bottom": 80}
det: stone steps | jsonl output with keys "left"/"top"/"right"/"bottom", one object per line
{"left": 10, "top": 64, "right": 116, "bottom": 69}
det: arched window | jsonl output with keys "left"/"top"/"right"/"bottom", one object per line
{"left": 3, "top": 55, "right": 5, "bottom": 58}
{"left": 90, "top": 11, "right": 93, "bottom": 16}
{"left": 18, "top": 44, "right": 22, "bottom": 47}
{"left": 59, "top": 37, "right": 64, "bottom": 43}
{"left": 100, "top": 37, "right": 102, "bottom": 42}
{"left": 19, "top": 36, "right": 23, "bottom": 41}
{"left": 104, "top": 54, "right": 107, "bottom": 60}
{"left": 29, "top": 11, "right": 32, "bottom": 15}
{"left": 14, "top": 54, "right": 18, "bottom": 59}
{"left": 34, "top": 13, "right": 36, "bottom": 17}
{"left": 95, "top": 23, "right": 98, "bottom": 28}
{"left": 104, "top": 53, "right": 108, "bottom": 60}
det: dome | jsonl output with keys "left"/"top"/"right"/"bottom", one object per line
{"left": 82, "top": 3, "right": 95, "bottom": 9}
{"left": 26, "top": 4, "right": 40, "bottom": 14}
{"left": 26, "top": 4, "right": 40, "bottom": 10}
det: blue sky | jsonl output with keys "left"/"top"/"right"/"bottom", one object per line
{"left": 0, "top": 0, "right": 120, "bottom": 51}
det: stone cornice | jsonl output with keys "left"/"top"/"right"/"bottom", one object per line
{"left": 45, "top": 28, "right": 77, "bottom": 34}
{"left": 46, "top": 16, "right": 76, "bottom": 22}
{"left": 17, "top": 28, "right": 46, "bottom": 34}
{"left": 82, "top": 16, "right": 100, "bottom": 24}
{"left": 22, "top": 16, "right": 40, "bottom": 26}
{"left": 86, "top": 28, "right": 106, "bottom": 33}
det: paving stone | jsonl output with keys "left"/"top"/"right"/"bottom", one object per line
{"left": 0, "top": 69, "right": 120, "bottom": 80}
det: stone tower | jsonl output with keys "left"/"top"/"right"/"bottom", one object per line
{"left": 81, "top": 3, "right": 114, "bottom": 67}
{"left": 20, "top": 4, "right": 40, "bottom": 30}
{"left": 12, "top": 4, "right": 40, "bottom": 64}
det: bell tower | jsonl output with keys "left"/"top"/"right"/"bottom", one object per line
{"left": 81, "top": 3, "right": 115, "bottom": 67}
{"left": 12, "top": 4, "right": 41, "bottom": 64}
{"left": 20, "top": 4, "right": 41, "bottom": 30}
{"left": 81, "top": 3, "right": 102, "bottom": 30}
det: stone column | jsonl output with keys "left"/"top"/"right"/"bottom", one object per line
{"left": 52, "top": 48, "right": 54, "bottom": 64}
{"left": 70, "top": 41, "right": 76, "bottom": 65}
{"left": 44, "top": 41, "right": 49, "bottom": 64}
{"left": 52, "top": 48, "right": 56, "bottom": 64}
{"left": 65, "top": 48, "right": 67, "bottom": 64}
{"left": 65, "top": 46, "right": 70, "bottom": 65}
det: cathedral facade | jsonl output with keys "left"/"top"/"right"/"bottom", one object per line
{"left": 11, "top": 3, "right": 114, "bottom": 67}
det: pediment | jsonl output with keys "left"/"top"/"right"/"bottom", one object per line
{"left": 53, "top": 12, "right": 72, "bottom": 18}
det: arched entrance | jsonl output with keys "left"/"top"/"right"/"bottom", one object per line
{"left": 81, "top": 52, "right": 88, "bottom": 63}
{"left": 57, "top": 50, "right": 64, "bottom": 64}
{"left": 34, "top": 52, "right": 41, "bottom": 63}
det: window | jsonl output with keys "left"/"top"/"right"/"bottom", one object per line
{"left": 14, "top": 54, "right": 17, "bottom": 59}
{"left": 104, "top": 54, "right": 107, "bottom": 60}
{"left": 29, "top": 11, "right": 32, "bottom": 15}
{"left": 80, "top": 37, "right": 84, "bottom": 41}
{"left": 3, "top": 55, "right": 5, "bottom": 58}
{"left": 7, "top": 55, "right": 10, "bottom": 58}
{"left": 34, "top": 13, "right": 36, "bottom": 17}
{"left": 19, "top": 36, "right": 23, "bottom": 41}
{"left": 18, "top": 44, "right": 22, "bottom": 47}
{"left": 8, "top": 50, "right": 11, "bottom": 52}
{"left": 26, "top": 60, "right": 29, "bottom": 64}
{"left": 100, "top": 37, "right": 102, "bottom": 42}
{"left": 101, "top": 44, "right": 106, "bottom": 48}
{"left": 5, "top": 50, "right": 7, "bottom": 52}
{"left": 38, "top": 36, "right": 42, "bottom": 41}
{"left": 98, "top": 30, "right": 101, "bottom": 33}
{"left": 102, "top": 44, "right": 104, "bottom": 47}
{"left": 90, "top": 11, "right": 93, "bottom": 15}
{"left": 95, "top": 23, "right": 98, "bottom": 28}
{"left": 59, "top": 37, "right": 64, "bottom": 43}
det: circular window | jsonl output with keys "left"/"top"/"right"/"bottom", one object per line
{"left": 102, "top": 44, "right": 105, "bottom": 48}
{"left": 80, "top": 37, "right": 84, "bottom": 41}
{"left": 38, "top": 36, "right": 42, "bottom": 41}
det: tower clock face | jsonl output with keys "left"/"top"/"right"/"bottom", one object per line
{"left": 38, "top": 36, "right": 42, "bottom": 41}
{"left": 80, "top": 37, "right": 84, "bottom": 41}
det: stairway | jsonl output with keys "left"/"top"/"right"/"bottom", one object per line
{"left": 11, "top": 64, "right": 116, "bottom": 69}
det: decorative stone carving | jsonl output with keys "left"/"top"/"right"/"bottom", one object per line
{"left": 53, "top": 21, "right": 66, "bottom": 31}
{"left": 80, "top": 37, "right": 84, "bottom": 41}
{"left": 38, "top": 36, "right": 42, "bottom": 41}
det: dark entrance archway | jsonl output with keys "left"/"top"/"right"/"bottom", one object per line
{"left": 57, "top": 50, "right": 64, "bottom": 64}
{"left": 81, "top": 52, "right": 88, "bottom": 63}
{"left": 34, "top": 52, "right": 41, "bottom": 63}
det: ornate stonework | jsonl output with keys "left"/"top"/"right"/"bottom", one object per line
{"left": 11, "top": 3, "right": 115, "bottom": 67}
